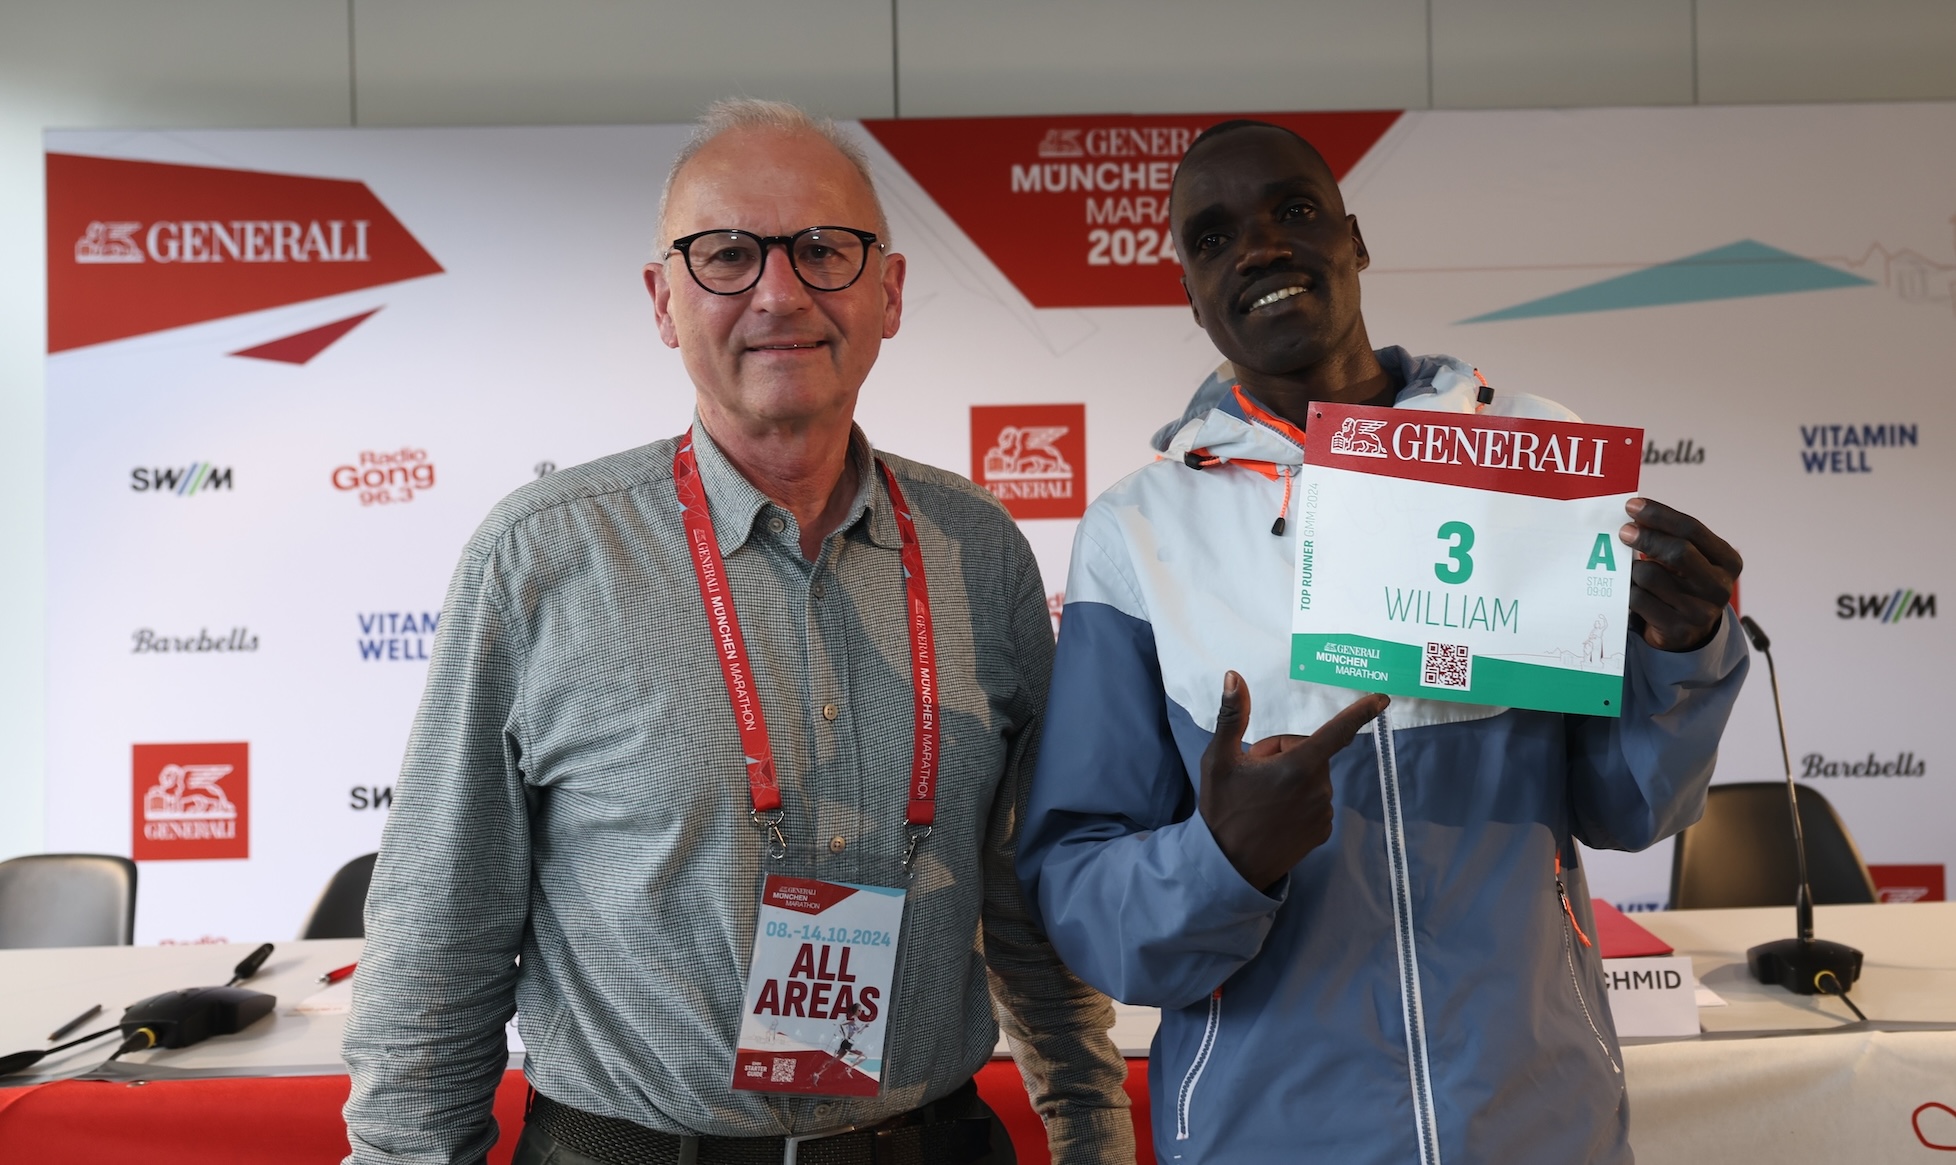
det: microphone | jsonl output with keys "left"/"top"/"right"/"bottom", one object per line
{"left": 1737, "top": 615, "right": 1864, "bottom": 998}
{"left": 0, "top": 943, "right": 280, "bottom": 1077}
{"left": 226, "top": 942, "right": 275, "bottom": 987}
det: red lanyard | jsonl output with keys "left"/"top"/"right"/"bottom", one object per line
{"left": 673, "top": 430, "right": 940, "bottom": 870}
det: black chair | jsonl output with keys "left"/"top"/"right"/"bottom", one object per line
{"left": 300, "top": 852, "right": 379, "bottom": 939}
{"left": 0, "top": 853, "right": 138, "bottom": 948}
{"left": 1670, "top": 782, "right": 1878, "bottom": 909}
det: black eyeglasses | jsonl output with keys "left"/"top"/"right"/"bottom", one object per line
{"left": 664, "top": 226, "right": 882, "bottom": 295}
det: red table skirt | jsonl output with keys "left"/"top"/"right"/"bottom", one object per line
{"left": 0, "top": 1060, "right": 1154, "bottom": 1163}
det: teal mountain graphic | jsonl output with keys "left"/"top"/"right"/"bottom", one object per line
{"left": 1461, "top": 239, "right": 1873, "bottom": 323}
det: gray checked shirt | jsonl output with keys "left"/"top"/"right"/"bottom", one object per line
{"left": 341, "top": 420, "right": 1132, "bottom": 1164}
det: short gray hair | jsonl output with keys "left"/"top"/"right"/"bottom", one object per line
{"left": 656, "top": 97, "right": 889, "bottom": 250}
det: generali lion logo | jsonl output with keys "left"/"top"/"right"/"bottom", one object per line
{"left": 1036, "top": 129, "right": 1084, "bottom": 158}
{"left": 132, "top": 742, "right": 250, "bottom": 860}
{"left": 1329, "top": 416, "right": 1389, "bottom": 458}
{"left": 74, "top": 221, "right": 144, "bottom": 263}
{"left": 971, "top": 404, "right": 1087, "bottom": 520}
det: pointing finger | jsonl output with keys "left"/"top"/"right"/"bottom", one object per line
{"left": 1307, "top": 692, "right": 1390, "bottom": 759}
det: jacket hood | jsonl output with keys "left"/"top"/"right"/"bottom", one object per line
{"left": 1151, "top": 346, "right": 1488, "bottom": 464}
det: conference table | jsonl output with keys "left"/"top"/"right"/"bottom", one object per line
{"left": 2, "top": 903, "right": 1951, "bottom": 1162}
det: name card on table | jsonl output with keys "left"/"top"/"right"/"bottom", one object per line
{"left": 1600, "top": 955, "right": 1700, "bottom": 1037}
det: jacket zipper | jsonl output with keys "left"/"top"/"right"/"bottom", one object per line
{"left": 1375, "top": 705, "right": 1443, "bottom": 1165}
{"left": 1557, "top": 861, "right": 1622, "bottom": 1076}
{"left": 1173, "top": 988, "right": 1223, "bottom": 1141}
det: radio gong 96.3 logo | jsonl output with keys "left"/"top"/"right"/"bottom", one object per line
{"left": 332, "top": 447, "right": 435, "bottom": 506}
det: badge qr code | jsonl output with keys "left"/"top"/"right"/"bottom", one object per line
{"left": 1421, "top": 642, "right": 1472, "bottom": 690}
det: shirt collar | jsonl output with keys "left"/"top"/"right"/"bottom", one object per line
{"left": 687, "top": 417, "right": 900, "bottom": 555}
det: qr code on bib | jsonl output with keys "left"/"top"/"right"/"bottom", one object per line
{"left": 1421, "top": 642, "right": 1472, "bottom": 690}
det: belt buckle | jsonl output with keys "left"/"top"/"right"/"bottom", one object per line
{"left": 781, "top": 1121, "right": 868, "bottom": 1165}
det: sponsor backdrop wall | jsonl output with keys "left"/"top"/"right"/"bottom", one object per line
{"left": 44, "top": 105, "right": 1954, "bottom": 944}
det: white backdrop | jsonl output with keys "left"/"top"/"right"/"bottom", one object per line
{"left": 43, "top": 104, "right": 1954, "bottom": 943}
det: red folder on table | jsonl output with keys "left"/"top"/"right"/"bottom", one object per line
{"left": 1589, "top": 899, "right": 1674, "bottom": 958}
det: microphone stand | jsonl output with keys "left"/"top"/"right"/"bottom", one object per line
{"left": 1738, "top": 616, "right": 1863, "bottom": 996}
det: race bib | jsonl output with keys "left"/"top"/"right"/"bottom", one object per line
{"left": 1290, "top": 402, "right": 1642, "bottom": 716}
{"left": 733, "top": 875, "right": 905, "bottom": 1096}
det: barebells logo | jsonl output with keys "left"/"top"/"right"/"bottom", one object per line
{"left": 132, "top": 627, "right": 259, "bottom": 654}
{"left": 1643, "top": 439, "right": 1705, "bottom": 465}
{"left": 333, "top": 448, "right": 435, "bottom": 506}
{"left": 1800, "top": 751, "right": 1926, "bottom": 778}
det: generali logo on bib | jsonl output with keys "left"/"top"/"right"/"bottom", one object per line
{"left": 47, "top": 154, "right": 442, "bottom": 353}
{"left": 131, "top": 742, "right": 249, "bottom": 861}
{"left": 971, "top": 404, "right": 1087, "bottom": 520}
{"left": 1309, "top": 402, "right": 1642, "bottom": 502}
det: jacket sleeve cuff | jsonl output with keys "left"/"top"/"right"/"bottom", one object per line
{"left": 1182, "top": 807, "right": 1290, "bottom": 912}
{"left": 1043, "top": 1103, "right": 1139, "bottom": 1165}
{"left": 1626, "top": 606, "right": 1748, "bottom": 702}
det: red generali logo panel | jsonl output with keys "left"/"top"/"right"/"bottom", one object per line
{"left": 1305, "top": 402, "right": 1643, "bottom": 502}
{"left": 131, "top": 742, "right": 250, "bottom": 861}
{"left": 1869, "top": 863, "right": 1945, "bottom": 903}
{"left": 972, "top": 404, "right": 1087, "bottom": 520}
{"left": 46, "top": 154, "right": 443, "bottom": 353}
{"left": 861, "top": 112, "right": 1400, "bottom": 309}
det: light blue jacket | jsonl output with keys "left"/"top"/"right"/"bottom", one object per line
{"left": 1020, "top": 349, "right": 1749, "bottom": 1164}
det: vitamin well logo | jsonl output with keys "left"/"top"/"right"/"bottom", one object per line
{"left": 1836, "top": 590, "right": 1936, "bottom": 622}
{"left": 358, "top": 611, "right": 439, "bottom": 662}
{"left": 130, "top": 463, "right": 233, "bottom": 495}
{"left": 332, "top": 448, "right": 436, "bottom": 506}
{"left": 47, "top": 154, "right": 442, "bottom": 352}
{"left": 971, "top": 404, "right": 1086, "bottom": 520}
{"left": 132, "top": 742, "right": 249, "bottom": 860}
{"left": 1800, "top": 423, "right": 1918, "bottom": 473}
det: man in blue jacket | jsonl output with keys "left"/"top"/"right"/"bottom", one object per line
{"left": 1018, "top": 120, "right": 1749, "bottom": 1163}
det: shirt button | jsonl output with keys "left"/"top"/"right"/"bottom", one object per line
{"left": 768, "top": 516, "right": 786, "bottom": 534}
{"left": 822, "top": 703, "right": 838, "bottom": 721}
{"left": 829, "top": 836, "right": 846, "bottom": 854}
{"left": 812, "top": 581, "right": 826, "bottom": 599}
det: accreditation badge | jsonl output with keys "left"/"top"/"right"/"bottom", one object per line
{"left": 1290, "top": 402, "right": 1643, "bottom": 716}
{"left": 732, "top": 875, "right": 906, "bottom": 1096}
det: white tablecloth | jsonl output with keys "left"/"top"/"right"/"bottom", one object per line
{"left": 5, "top": 904, "right": 1952, "bottom": 1160}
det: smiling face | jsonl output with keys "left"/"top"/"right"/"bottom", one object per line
{"left": 647, "top": 127, "right": 903, "bottom": 435}
{"left": 1172, "top": 126, "right": 1372, "bottom": 386}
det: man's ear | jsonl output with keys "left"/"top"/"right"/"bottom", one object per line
{"left": 879, "top": 250, "right": 907, "bottom": 340}
{"left": 645, "top": 262, "right": 680, "bottom": 349}
{"left": 1182, "top": 276, "right": 1203, "bottom": 328}
{"left": 1349, "top": 215, "right": 1370, "bottom": 273}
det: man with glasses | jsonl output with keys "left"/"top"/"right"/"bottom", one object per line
{"left": 342, "top": 99, "right": 1132, "bottom": 1165}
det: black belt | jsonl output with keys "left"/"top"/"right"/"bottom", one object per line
{"left": 525, "top": 1083, "right": 993, "bottom": 1165}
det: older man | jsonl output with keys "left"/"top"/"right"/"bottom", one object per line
{"left": 343, "top": 99, "right": 1131, "bottom": 1165}
{"left": 1020, "top": 120, "right": 1748, "bottom": 1163}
